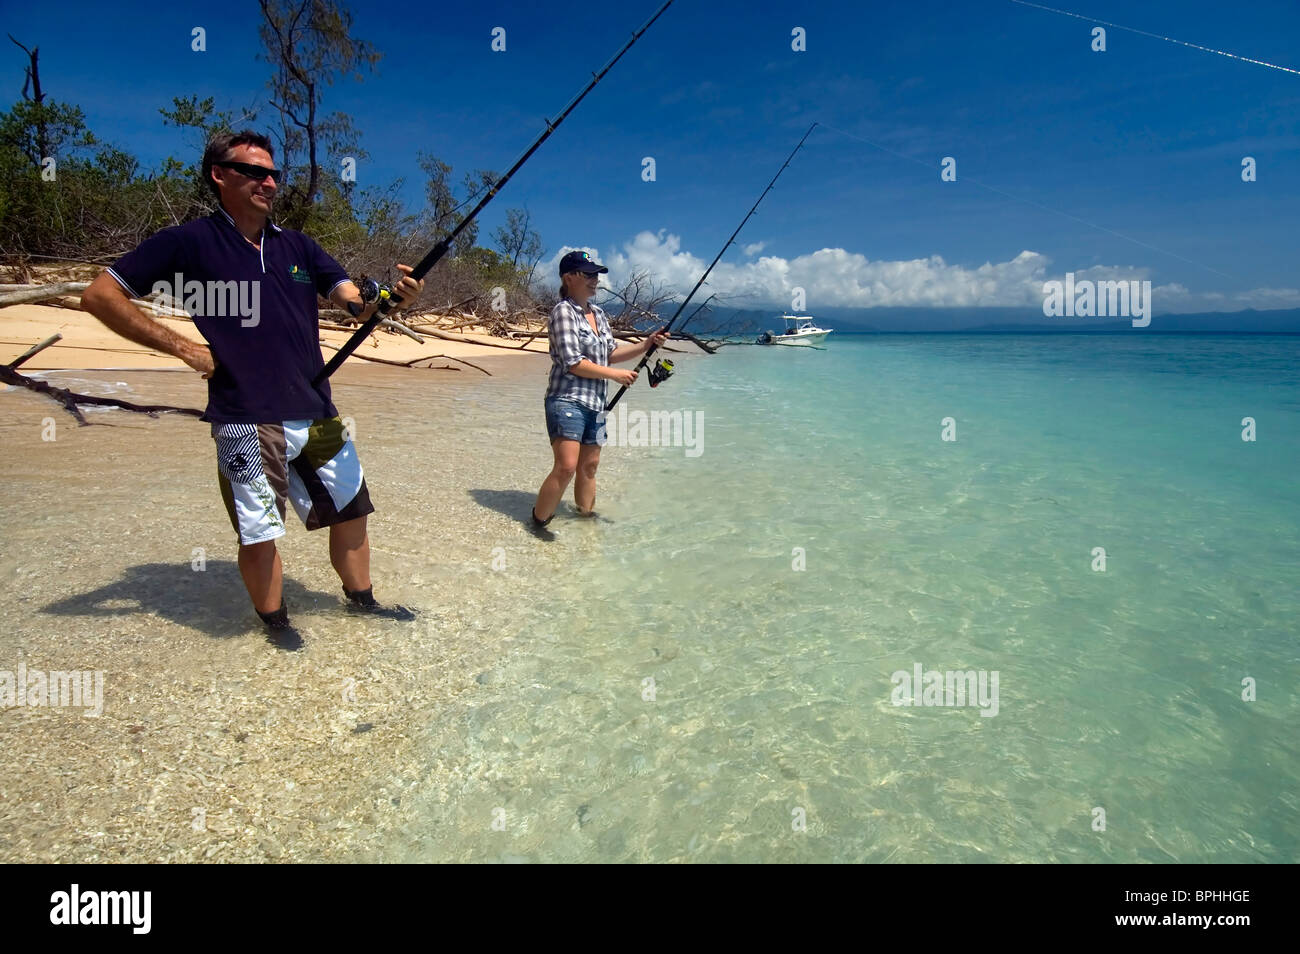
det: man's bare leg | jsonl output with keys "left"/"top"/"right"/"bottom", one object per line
{"left": 331, "top": 515, "right": 413, "bottom": 619}
{"left": 238, "top": 540, "right": 283, "bottom": 614}
{"left": 329, "top": 515, "right": 371, "bottom": 592}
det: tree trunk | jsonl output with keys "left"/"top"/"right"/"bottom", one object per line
{"left": 8, "top": 35, "right": 47, "bottom": 163}
{"left": 305, "top": 80, "right": 319, "bottom": 206}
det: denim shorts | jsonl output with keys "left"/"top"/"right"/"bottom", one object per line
{"left": 545, "top": 396, "right": 606, "bottom": 445}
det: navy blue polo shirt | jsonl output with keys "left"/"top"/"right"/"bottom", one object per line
{"left": 107, "top": 207, "right": 350, "bottom": 423}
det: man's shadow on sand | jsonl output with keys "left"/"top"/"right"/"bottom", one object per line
{"left": 42, "top": 561, "right": 339, "bottom": 640}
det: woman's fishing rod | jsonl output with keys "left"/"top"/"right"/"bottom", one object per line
{"left": 314, "top": 0, "right": 674, "bottom": 385}
{"left": 605, "top": 121, "right": 818, "bottom": 411}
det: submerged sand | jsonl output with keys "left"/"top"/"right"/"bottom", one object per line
{"left": 1, "top": 299, "right": 711, "bottom": 862}
{"left": 0, "top": 346, "right": 557, "bottom": 861}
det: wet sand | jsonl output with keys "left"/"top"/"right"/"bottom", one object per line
{"left": 0, "top": 355, "right": 567, "bottom": 862}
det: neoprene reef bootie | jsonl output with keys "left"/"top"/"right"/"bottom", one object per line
{"left": 344, "top": 586, "right": 416, "bottom": 622}
{"left": 257, "top": 601, "right": 304, "bottom": 651}
{"left": 528, "top": 507, "right": 556, "bottom": 540}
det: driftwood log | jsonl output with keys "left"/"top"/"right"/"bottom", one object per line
{"left": 0, "top": 282, "right": 90, "bottom": 307}
{"left": 0, "top": 337, "right": 203, "bottom": 425}
{"left": 0, "top": 281, "right": 198, "bottom": 318}
{"left": 317, "top": 318, "right": 425, "bottom": 343}
{"left": 318, "top": 342, "right": 491, "bottom": 375}
{"left": 10, "top": 333, "right": 63, "bottom": 368}
{"left": 673, "top": 331, "right": 718, "bottom": 354}
{"left": 2, "top": 286, "right": 420, "bottom": 347}
{"left": 400, "top": 325, "right": 552, "bottom": 352}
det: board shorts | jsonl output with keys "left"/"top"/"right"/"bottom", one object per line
{"left": 545, "top": 395, "right": 607, "bottom": 446}
{"left": 212, "top": 416, "right": 374, "bottom": 545}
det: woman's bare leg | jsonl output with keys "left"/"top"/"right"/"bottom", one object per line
{"left": 534, "top": 438, "right": 580, "bottom": 521}
{"left": 574, "top": 443, "right": 601, "bottom": 515}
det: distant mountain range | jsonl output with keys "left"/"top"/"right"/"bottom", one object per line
{"left": 677, "top": 306, "right": 1300, "bottom": 336}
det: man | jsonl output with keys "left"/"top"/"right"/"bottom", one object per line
{"left": 81, "top": 130, "right": 421, "bottom": 649}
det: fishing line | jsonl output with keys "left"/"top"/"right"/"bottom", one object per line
{"left": 605, "top": 122, "right": 818, "bottom": 412}
{"left": 1008, "top": 0, "right": 1300, "bottom": 76}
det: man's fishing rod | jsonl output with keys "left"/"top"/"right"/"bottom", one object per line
{"left": 605, "top": 121, "right": 818, "bottom": 411}
{"left": 314, "top": 0, "right": 674, "bottom": 386}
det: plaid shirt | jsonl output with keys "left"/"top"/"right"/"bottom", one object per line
{"left": 546, "top": 297, "right": 615, "bottom": 410}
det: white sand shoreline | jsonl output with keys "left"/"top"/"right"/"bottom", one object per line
{"left": 2, "top": 301, "right": 553, "bottom": 373}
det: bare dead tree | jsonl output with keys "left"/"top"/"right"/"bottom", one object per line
{"left": 8, "top": 35, "right": 46, "bottom": 160}
{"left": 601, "top": 268, "right": 678, "bottom": 330}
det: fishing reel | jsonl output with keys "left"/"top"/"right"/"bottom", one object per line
{"left": 346, "top": 276, "right": 395, "bottom": 318}
{"left": 647, "top": 358, "right": 675, "bottom": 388}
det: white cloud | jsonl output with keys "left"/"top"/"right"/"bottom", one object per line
{"left": 1232, "top": 287, "right": 1300, "bottom": 309}
{"left": 570, "top": 231, "right": 1298, "bottom": 314}
{"left": 536, "top": 245, "right": 604, "bottom": 288}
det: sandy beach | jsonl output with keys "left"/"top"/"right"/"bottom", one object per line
{"left": 0, "top": 298, "right": 689, "bottom": 862}
{"left": 0, "top": 300, "right": 554, "bottom": 372}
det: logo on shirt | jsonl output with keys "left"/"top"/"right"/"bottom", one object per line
{"left": 288, "top": 264, "right": 312, "bottom": 284}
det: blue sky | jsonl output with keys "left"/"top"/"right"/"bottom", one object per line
{"left": 5, "top": 0, "right": 1298, "bottom": 312}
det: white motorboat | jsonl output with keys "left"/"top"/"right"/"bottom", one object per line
{"left": 756, "top": 315, "right": 833, "bottom": 346}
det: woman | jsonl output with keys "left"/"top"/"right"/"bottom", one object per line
{"left": 531, "top": 250, "right": 667, "bottom": 530}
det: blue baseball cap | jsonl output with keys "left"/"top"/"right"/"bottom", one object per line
{"left": 559, "top": 250, "right": 608, "bottom": 276}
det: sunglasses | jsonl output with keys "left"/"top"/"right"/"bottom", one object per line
{"left": 216, "top": 160, "right": 282, "bottom": 183}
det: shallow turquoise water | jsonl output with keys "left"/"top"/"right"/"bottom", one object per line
{"left": 401, "top": 335, "right": 1300, "bottom": 862}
